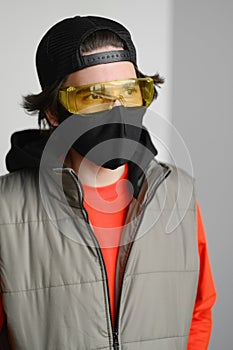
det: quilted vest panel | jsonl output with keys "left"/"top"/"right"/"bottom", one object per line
{"left": 0, "top": 162, "right": 199, "bottom": 349}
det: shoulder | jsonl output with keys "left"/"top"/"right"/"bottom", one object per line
{"left": 0, "top": 169, "right": 39, "bottom": 194}
{"left": 148, "top": 159, "right": 196, "bottom": 211}
{"left": 147, "top": 159, "right": 195, "bottom": 187}
{"left": 0, "top": 169, "right": 40, "bottom": 224}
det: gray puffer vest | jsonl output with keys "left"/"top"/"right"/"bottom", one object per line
{"left": 0, "top": 160, "right": 199, "bottom": 349}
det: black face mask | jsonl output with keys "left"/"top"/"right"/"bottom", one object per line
{"left": 58, "top": 105, "right": 157, "bottom": 170}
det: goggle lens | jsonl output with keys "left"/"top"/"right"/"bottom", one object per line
{"left": 58, "top": 78, "right": 154, "bottom": 115}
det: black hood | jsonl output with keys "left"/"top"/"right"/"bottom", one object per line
{"left": 6, "top": 129, "right": 51, "bottom": 173}
{"left": 5, "top": 128, "right": 158, "bottom": 198}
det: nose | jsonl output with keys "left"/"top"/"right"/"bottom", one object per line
{"left": 113, "top": 100, "right": 122, "bottom": 107}
{"left": 113, "top": 95, "right": 125, "bottom": 107}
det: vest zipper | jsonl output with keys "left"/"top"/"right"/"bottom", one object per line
{"left": 113, "top": 164, "right": 171, "bottom": 341}
{"left": 68, "top": 170, "right": 117, "bottom": 349}
{"left": 84, "top": 215, "right": 119, "bottom": 349}
{"left": 68, "top": 165, "right": 171, "bottom": 349}
{"left": 113, "top": 330, "right": 119, "bottom": 350}
{"left": 113, "top": 204, "right": 146, "bottom": 342}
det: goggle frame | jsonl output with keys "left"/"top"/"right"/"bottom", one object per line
{"left": 58, "top": 77, "right": 155, "bottom": 115}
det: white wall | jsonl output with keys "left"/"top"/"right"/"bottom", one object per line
{"left": 0, "top": 0, "right": 173, "bottom": 174}
{"left": 171, "top": 1, "right": 233, "bottom": 348}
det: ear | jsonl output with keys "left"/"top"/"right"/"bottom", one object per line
{"left": 45, "top": 110, "right": 59, "bottom": 127}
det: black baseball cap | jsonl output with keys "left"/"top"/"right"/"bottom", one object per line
{"left": 36, "top": 15, "right": 137, "bottom": 89}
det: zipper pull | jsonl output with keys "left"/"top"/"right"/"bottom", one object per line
{"left": 113, "top": 331, "right": 119, "bottom": 349}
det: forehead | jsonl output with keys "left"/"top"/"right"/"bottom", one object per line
{"left": 64, "top": 61, "right": 137, "bottom": 86}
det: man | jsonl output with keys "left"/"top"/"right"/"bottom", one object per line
{"left": 0, "top": 15, "right": 216, "bottom": 349}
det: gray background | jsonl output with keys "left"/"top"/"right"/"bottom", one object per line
{"left": 171, "top": 1, "right": 233, "bottom": 349}
{"left": 1, "top": 0, "right": 232, "bottom": 348}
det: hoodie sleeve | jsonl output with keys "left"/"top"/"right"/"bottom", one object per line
{"left": 187, "top": 202, "right": 217, "bottom": 349}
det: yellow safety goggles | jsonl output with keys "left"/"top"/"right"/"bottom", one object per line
{"left": 58, "top": 77, "right": 154, "bottom": 115}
